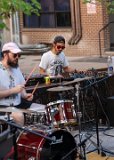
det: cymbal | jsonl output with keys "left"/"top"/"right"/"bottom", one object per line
{"left": 47, "top": 86, "right": 73, "bottom": 92}
{"left": 0, "top": 107, "right": 33, "bottom": 114}
{"left": 63, "top": 77, "right": 92, "bottom": 86}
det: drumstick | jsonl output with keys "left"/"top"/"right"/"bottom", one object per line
{"left": 31, "top": 82, "right": 39, "bottom": 95}
{"left": 25, "top": 64, "right": 38, "bottom": 84}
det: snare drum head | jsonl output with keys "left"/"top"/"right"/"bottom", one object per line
{"left": 29, "top": 103, "right": 46, "bottom": 113}
{"left": 17, "top": 128, "right": 77, "bottom": 160}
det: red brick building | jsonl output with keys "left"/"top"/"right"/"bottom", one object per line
{"left": 3, "top": 0, "right": 114, "bottom": 57}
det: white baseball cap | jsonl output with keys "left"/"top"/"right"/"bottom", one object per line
{"left": 2, "top": 42, "right": 22, "bottom": 54}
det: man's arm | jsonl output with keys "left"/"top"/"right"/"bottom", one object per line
{"left": 39, "top": 67, "right": 48, "bottom": 76}
{"left": 63, "top": 66, "right": 77, "bottom": 73}
{"left": 0, "top": 85, "right": 25, "bottom": 99}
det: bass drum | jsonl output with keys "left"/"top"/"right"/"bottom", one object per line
{"left": 17, "top": 126, "right": 77, "bottom": 160}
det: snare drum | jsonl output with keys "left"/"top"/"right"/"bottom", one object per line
{"left": 25, "top": 103, "right": 47, "bottom": 125}
{"left": 46, "top": 100, "right": 76, "bottom": 125}
{"left": 17, "top": 126, "right": 77, "bottom": 160}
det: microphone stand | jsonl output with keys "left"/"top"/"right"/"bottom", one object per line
{"left": 73, "top": 82, "right": 87, "bottom": 160}
{"left": 92, "top": 84, "right": 100, "bottom": 154}
{"left": 3, "top": 120, "right": 54, "bottom": 142}
{"left": 11, "top": 125, "right": 18, "bottom": 160}
{"left": 81, "top": 75, "right": 111, "bottom": 155}
{"left": 5, "top": 113, "right": 18, "bottom": 160}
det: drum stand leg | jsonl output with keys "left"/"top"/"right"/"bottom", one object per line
{"left": 7, "top": 113, "right": 18, "bottom": 160}
{"left": 12, "top": 126, "right": 18, "bottom": 160}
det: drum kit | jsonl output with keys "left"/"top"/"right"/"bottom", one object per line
{"left": 0, "top": 85, "right": 79, "bottom": 160}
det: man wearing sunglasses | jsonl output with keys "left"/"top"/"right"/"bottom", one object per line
{"left": 0, "top": 42, "right": 33, "bottom": 125}
{"left": 39, "top": 35, "right": 76, "bottom": 77}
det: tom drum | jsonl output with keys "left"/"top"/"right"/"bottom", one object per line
{"left": 46, "top": 100, "right": 76, "bottom": 125}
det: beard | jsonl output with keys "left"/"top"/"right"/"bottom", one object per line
{"left": 7, "top": 59, "right": 19, "bottom": 68}
{"left": 56, "top": 51, "right": 62, "bottom": 55}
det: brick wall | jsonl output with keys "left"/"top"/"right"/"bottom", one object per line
{"left": 19, "top": 0, "right": 108, "bottom": 57}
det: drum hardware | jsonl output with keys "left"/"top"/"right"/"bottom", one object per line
{"left": 25, "top": 111, "right": 47, "bottom": 125}
{"left": 25, "top": 103, "right": 47, "bottom": 126}
{"left": 61, "top": 146, "right": 77, "bottom": 160}
{"left": 78, "top": 75, "right": 112, "bottom": 157}
{"left": 61, "top": 76, "right": 98, "bottom": 159}
{"left": 50, "top": 107, "right": 59, "bottom": 115}
{"left": 18, "top": 143, "right": 37, "bottom": 150}
{"left": 0, "top": 115, "right": 11, "bottom": 133}
{"left": 65, "top": 81, "right": 88, "bottom": 160}
{"left": 50, "top": 107, "right": 59, "bottom": 127}
{"left": 74, "top": 83, "right": 86, "bottom": 159}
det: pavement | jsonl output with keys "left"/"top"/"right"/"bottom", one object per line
{"left": 19, "top": 55, "right": 108, "bottom": 74}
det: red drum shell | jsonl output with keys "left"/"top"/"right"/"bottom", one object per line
{"left": 46, "top": 100, "right": 76, "bottom": 125}
{"left": 17, "top": 127, "right": 77, "bottom": 160}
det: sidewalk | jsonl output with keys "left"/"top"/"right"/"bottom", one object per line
{"left": 19, "top": 55, "right": 108, "bottom": 74}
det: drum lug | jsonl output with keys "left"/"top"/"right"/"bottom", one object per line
{"left": 28, "top": 157, "right": 35, "bottom": 160}
{"left": 18, "top": 143, "right": 37, "bottom": 150}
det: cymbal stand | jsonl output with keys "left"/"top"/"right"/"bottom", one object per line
{"left": 74, "top": 83, "right": 87, "bottom": 160}
{"left": 6, "top": 113, "right": 18, "bottom": 160}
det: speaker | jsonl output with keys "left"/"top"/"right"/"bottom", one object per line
{"left": 106, "top": 96, "right": 114, "bottom": 126}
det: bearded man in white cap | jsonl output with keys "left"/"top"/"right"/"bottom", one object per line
{"left": 0, "top": 42, "right": 33, "bottom": 126}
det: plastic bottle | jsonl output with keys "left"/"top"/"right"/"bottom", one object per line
{"left": 107, "top": 56, "right": 113, "bottom": 76}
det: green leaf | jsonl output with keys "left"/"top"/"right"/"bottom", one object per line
{"left": 0, "top": 22, "right": 8, "bottom": 30}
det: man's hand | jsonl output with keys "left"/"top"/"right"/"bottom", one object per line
{"left": 11, "top": 85, "right": 25, "bottom": 94}
{"left": 24, "top": 93, "right": 33, "bottom": 101}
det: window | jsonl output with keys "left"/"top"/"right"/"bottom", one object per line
{"left": 23, "top": 0, "right": 71, "bottom": 28}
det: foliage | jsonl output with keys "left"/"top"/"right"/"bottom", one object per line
{"left": 83, "top": 0, "right": 114, "bottom": 14}
{"left": 0, "top": 0, "right": 41, "bottom": 30}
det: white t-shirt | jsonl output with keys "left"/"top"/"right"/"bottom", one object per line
{"left": 39, "top": 50, "right": 69, "bottom": 76}
{"left": 0, "top": 62, "right": 25, "bottom": 106}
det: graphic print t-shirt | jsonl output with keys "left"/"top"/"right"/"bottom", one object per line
{"left": 39, "top": 51, "right": 69, "bottom": 76}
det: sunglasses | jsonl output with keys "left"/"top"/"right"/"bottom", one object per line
{"left": 13, "top": 54, "right": 21, "bottom": 58}
{"left": 56, "top": 45, "right": 65, "bottom": 50}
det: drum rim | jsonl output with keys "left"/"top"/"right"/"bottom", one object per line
{"left": 47, "top": 99, "right": 73, "bottom": 106}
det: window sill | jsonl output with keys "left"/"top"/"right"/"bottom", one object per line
{"left": 22, "top": 28, "right": 72, "bottom": 32}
